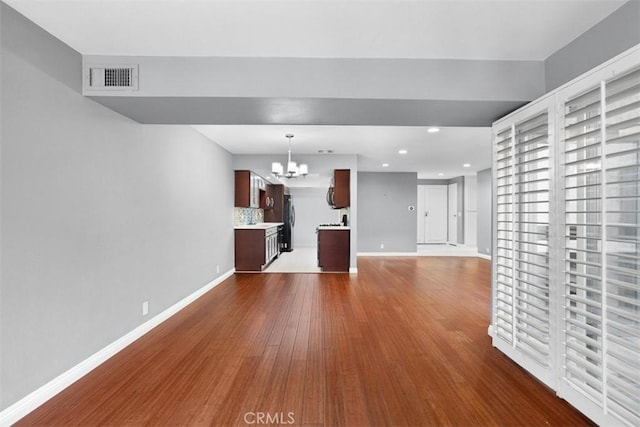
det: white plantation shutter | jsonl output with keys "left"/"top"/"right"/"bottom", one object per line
{"left": 513, "top": 112, "right": 552, "bottom": 367}
{"left": 491, "top": 46, "right": 640, "bottom": 427}
{"left": 562, "top": 83, "right": 606, "bottom": 404}
{"left": 491, "top": 97, "right": 556, "bottom": 387}
{"left": 603, "top": 67, "right": 640, "bottom": 424}
{"left": 495, "top": 126, "right": 515, "bottom": 344}
{"left": 558, "top": 66, "right": 640, "bottom": 426}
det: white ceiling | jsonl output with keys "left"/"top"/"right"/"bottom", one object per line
{"left": 5, "top": 0, "right": 626, "bottom": 60}
{"left": 5, "top": 0, "right": 626, "bottom": 179}
{"left": 194, "top": 125, "right": 491, "bottom": 179}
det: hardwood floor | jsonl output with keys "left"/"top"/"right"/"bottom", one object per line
{"left": 18, "top": 257, "right": 593, "bottom": 426}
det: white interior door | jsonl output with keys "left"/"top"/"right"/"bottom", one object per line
{"left": 418, "top": 185, "right": 448, "bottom": 243}
{"left": 417, "top": 186, "right": 426, "bottom": 243}
{"left": 464, "top": 176, "right": 478, "bottom": 247}
{"left": 424, "top": 186, "right": 448, "bottom": 243}
{"left": 448, "top": 183, "right": 458, "bottom": 245}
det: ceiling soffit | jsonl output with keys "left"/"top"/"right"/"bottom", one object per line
{"left": 84, "top": 55, "right": 543, "bottom": 127}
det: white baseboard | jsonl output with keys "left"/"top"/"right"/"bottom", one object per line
{"left": 488, "top": 324, "right": 496, "bottom": 339}
{"left": 358, "top": 252, "right": 485, "bottom": 258}
{"left": 416, "top": 252, "right": 478, "bottom": 257}
{"left": 349, "top": 267, "right": 358, "bottom": 274}
{"left": 477, "top": 253, "right": 492, "bottom": 260}
{"left": 0, "top": 268, "right": 235, "bottom": 427}
{"left": 357, "top": 252, "right": 418, "bottom": 257}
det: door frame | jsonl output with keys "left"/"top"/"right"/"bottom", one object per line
{"left": 448, "top": 183, "right": 458, "bottom": 245}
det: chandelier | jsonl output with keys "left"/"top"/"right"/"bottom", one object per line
{"left": 272, "top": 134, "right": 308, "bottom": 178}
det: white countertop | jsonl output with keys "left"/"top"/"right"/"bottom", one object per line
{"left": 317, "top": 226, "right": 350, "bottom": 230}
{"left": 234, "top": 222, "right": 284, "bottom": 230}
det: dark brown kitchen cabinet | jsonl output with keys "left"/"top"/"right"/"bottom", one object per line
{"left": 234, "top": 170, "right": 252, "bottom": 207}
{"left": 317, "top": 228, "right": 350, "bottom": 272}
{"left": 235, "top": 170, "right": 266, "bottom": 208}
{"left": 264, "top": 184, "right": 286, "bottom": 222}
{"left": 235, "top": 229, "right": 264, "bottom": 271}
{"left": 235, "top": 227, "right": 278, "bottom": 271}
{"left": 329, "top": 169, "right": 350, "bottom": 209}
{"left": 261, "top": 185, "right": 272, "bottom": 210}
{"left": 261, "top": 184, "right": 279, "bottom": 210}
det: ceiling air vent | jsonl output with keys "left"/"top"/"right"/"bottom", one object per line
{"left": 84, "top": 64, "right": 138, "bottom": 91}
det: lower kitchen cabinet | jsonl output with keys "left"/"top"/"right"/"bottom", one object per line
{"left": 235, "top": 227, "right": 278, "bottom": 271}
{"left": 317, "top": 228, "right": 350, "bottom": 272}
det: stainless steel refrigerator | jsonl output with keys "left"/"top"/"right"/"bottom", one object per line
{"left": 282, "top": 195, "right": 295, "bottom": 252}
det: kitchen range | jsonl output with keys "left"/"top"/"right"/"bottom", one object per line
{"left": 234, "top": 168, "right": 351, "bottom": 272}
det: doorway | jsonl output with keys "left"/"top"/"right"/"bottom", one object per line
{"left": 417, "top": 185, "right": 448, "bottom": 244}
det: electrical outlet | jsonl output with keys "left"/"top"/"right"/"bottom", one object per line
{"left": 380, "top": 243, "right": 384, "bottom": 249}
{"left": 142, "top": 301, "right": 149, "bottom": 316}
{"left": 216, "top": 265, "right": 220, "bottom": 274}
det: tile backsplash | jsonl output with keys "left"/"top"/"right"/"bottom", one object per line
{"left": 234, "top": 207, "right": 264, "bottom": 225}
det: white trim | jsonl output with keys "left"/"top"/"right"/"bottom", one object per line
{"left": 349, "top": 267, "right": 358, "bottom": 274}
{"left": 598, "top": 79, "right": 609, "bottom": 414}
{"left": 477, "top": 253, "right": 491, "bottom": 260}
{"left": 487, "top": 324, "right": 495, "bottom": 338}
{"left": 357, "top": 252, "right": 418, "bottom": 257}
{"left": 493, "top": 338, "right": 556, "bottom": 390}
{"left": 0, "top": 269, "right": 235, "bottom": 427}
{"left": 557, "top": 381, "right": 628, "bottom": 427}
{"left": 357, "top": 251, "right": 483, "bottom": 258}
{"left": 417, "top": 252, "right": 478, "bottom": 257}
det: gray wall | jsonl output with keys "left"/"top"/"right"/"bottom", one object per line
{"left": 84, "top": 55, "right": 544, "bottom": 101}
{"left": 357, "top": 172, "right": 417, "bottom": 252}
{"left": 477, "top": 169, "right": 492, "bottom": 256}
{"left": 417, "top": 179, "right": 449, "bottom": 185}
{"left": 83, "top": 53, "right": 543, "bottom": 127}
{"left": 545, "top": 0, "right": 640, "bottom": 91}
{"left": 289, "top": 188, "right": 341, "bottom": 247}
{"left": 1, "top": 4, "right": 234, "bottom": 410}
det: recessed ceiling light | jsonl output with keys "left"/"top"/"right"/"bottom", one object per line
{"left": 382, "top": 163, "right": 389, "bottom": 167}
{"left": 428, "top": 127, "right": 440, "bottom": 133}
{"left": 438, "top": 173, "right": 444, "bottom": 176}
{"left": 463, "top": 163, "right": 471, "bottom": 168}
{"left": 398, "top": 149, "right": 408, "bottom": 155}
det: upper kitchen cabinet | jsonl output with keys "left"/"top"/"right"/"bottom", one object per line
{"left": 328, "top": 169, "right": 350, "bottom": 209}
{"left": 235, "top": 170, "right": 266, "bottom": 208}
{"left": 264, "top": 184, "right": 287, "bottom": 222}
{"left": 261, "top": 184, "right": 272, "bottom": 210}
